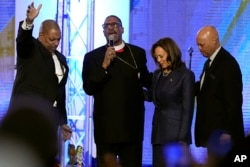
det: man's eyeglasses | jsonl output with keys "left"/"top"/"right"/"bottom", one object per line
{"left": 102, "top": 22, "right": 122, "bottom": 29}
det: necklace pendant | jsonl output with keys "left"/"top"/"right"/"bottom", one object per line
{"left": 162, "top": 72, "right": 170, "bottom": 77}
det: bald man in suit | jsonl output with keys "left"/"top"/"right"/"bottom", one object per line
{"left": 194, "top": 26, "right": 245, "bottom": 167}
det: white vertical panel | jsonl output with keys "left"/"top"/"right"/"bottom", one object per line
{"left": 94, "top": 0, "right": 130, "bottom": 48}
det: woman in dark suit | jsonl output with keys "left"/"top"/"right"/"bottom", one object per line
{"left": 150, "top": 37, "right": 195, "bottom": 167}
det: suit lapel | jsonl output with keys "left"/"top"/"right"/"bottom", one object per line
{"left": 152, "top": 70, "right": 176, "bottom": 107}
{"left": 55, "top": 51, "right": 69, "bottom": 85}
{"left": 201, "top": 48, "right": 224, "bottom": 90}
{"left": 152, "top": 71, "right": 161, "bottom": 108}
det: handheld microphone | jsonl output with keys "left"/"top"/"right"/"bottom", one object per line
{"left": 108, "top": 35, "right": 114, "bottom": 47}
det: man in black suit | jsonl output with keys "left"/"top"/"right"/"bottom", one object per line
{"left": 10, "top": 2, "right": 72, "bottom": 143}
{"left": 82, "top": 15, "right": 151, "bottom": 167}
{"left": 194, "top": 26, "right": 245, "bottom": 166}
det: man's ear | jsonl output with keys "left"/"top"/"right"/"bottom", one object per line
{"left": 38, "top": 32, "right": 43, "bottom": 41}
{"left": 121, "top": 27, "right": 124, "bottom": 34}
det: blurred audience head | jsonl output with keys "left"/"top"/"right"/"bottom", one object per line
{"left": 0, "top": 95, "right": 58, "bottom": 167}
{"left": 164, "top": 142, "right": 195, "bottom": 167}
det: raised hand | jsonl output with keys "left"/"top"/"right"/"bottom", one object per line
{"left": 26, "top": 2, "right": 42, "bottom": 24}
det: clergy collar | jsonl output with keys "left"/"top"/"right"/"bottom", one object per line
{"left": 114, "top": 41, "right": 125, "bottom": 52}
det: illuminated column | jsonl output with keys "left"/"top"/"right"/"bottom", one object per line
{"left": 57, "top": 0, "right": 92, "bottom": 166}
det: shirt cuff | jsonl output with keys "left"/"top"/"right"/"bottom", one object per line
{"left": 21, "top": 20, "right": 34, "bottom": 30}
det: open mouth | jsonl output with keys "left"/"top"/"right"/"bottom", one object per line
{"left": 109, "top": 33, "right": 116, "bottom": 36}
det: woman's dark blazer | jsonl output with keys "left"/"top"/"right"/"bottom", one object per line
{"left": 151, "top": 65, "right": 195, "bottom": 144}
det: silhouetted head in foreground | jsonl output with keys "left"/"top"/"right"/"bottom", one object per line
{"left": 0, "top": 106, "right": 58, "bottom": 167}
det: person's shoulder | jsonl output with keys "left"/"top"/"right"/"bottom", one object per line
{"left": 219, "top": 47, "right": 235, "bottom": 60}
{"left": 126, "top": 43, "right": 145, "bottom": 52}
{"left": 185, "top": 67, "right": 195, "bottom": 75}
{"left": 219, "top": 47, "right": 240, "bottom": 65}
{"left": 152, "top": 69, "right": 161, "bottom": 79}
{"left": 178, "top": 64, "right": 192, "bottom": 72}
{"left": 177, "top": 65, "right": 195, "bottom": 78}
{"left": 55, "top": 50, "right": 65, "bottom": 57}
{"left": 86, "top": 45, "right": 106, "bottom": 56}
{"left": 153, "top": 69, "right": 161, "bottom": 74}
{"left": 54, "top": 51, "right": 67, "bottom": 62}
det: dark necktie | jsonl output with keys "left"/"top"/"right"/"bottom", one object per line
{"left": 202, "top": 58, "right": 211, "bottom": 84}
{"left": 204, "top": 59, "right": 211, "bottom": 72}
{"left": 200, "top": 58, "right": 211, "bottom": 89}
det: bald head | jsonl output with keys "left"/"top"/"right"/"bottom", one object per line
{"left": 196, "top": 26, "right": 220, "bottom": 58}
{"left": 39, "top": 20, "right": 60, "bottom": 34}
{"left": 38, "top": 20, "right": 61, "bottom": 53}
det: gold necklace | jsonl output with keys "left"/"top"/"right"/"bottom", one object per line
{"left": 115, "top": 44, "right": 138, "bottom": 69}
{"left": 162, "top": 70, "right": 171, "bottom": 77}
{"left": 162, "top": 72, "right": 169, "bottom": 77}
